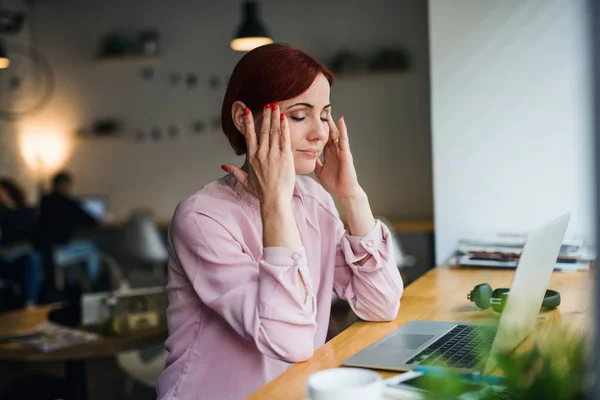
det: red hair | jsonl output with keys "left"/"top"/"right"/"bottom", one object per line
{"left": 221, "top": 43, "right": 335, "bottom": 155}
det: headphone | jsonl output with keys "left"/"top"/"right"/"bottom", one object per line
{"left": 467, "top": 283, "right": 561, "bottom": 313}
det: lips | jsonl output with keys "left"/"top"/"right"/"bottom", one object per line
{"left": 298, "top": 149, "right": 321, "bottom": 158}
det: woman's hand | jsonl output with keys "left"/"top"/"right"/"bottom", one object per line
{"left": 224, "top": 104, "right": 296, "bottom": 208}
{"left": 314, "top": 116, "right": 365, "bottom": 200}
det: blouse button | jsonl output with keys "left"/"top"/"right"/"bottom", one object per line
{"left": 292, "top": 253, "right": 301, "bottom": 261}
{"left": 366, "top": 240, "right": 374, "bottom": 248}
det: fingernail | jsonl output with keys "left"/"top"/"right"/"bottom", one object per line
{"left": 265, "top": 103, "right": 271, "bottom": 109}
{"left": 244, "top": 108, "right": 250, "bottom": 116}
{"left": 221, "top": 165, "right": 230, "bottom": 172}
{"left": 272, "top": 103, "right": 278, "bottom": 110}
{"left": 280, "top": 113, "right": 285, "bottom": 121}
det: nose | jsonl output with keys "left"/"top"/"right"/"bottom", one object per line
{"left": 307, "top": 120, "right": 329, "bottom": 142}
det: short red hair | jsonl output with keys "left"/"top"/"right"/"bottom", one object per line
{"left": 221, "top": 43, "right": 335, "bottom": 155}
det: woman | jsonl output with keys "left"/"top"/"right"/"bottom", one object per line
{"left": 156, "top": 44, "right": 404, "bottom": 400}
{"left": 0, "top": 178, "right": 43, "bottom": 307}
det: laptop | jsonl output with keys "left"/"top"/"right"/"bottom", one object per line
{"left": 80, "top": 196, "right": 108, "bottom": 222}
{"left": 342, "top": 212, "right": 571, "bottom": 374}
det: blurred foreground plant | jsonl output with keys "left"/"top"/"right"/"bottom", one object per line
{"left": 420, "top": 326, "right": 591, "bottom": 400}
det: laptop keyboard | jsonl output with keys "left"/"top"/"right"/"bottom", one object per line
{"left": 406, "top": 325, "right": 497, "bottom": 369}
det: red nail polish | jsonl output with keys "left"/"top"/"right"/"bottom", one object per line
{"left": 272, "top": 103, "right": 278, "bottom": 110}
{"left": 280, "top": 113, "right": 285, "bottom": 121}
{"left": 265, "top": 103, "right": 271, "bottom": 109}
{"left": 244, "top": 108, "right": 250, "bottom": 116}
{"left": 221, "top": 165, "right": 229, "bottom": 172}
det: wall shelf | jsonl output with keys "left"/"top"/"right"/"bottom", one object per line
{"left": 334, "top": 68, "right": 407, "bottom": 79}
{"left": 95, "top": 53, "right": 162, "bottom": 63}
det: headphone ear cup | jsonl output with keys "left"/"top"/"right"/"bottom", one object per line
{"left": 468, "top": 283, "right": 493, "bottom": 309}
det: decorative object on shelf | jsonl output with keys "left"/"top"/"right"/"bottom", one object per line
{"left": 77, "top": 118, "right": 124, "bottom": 139}
{"left": 138, "top": 30, "right": 159, "bottom": 56}
{"left": 209, "top": 75, "right": 221, "bottom": 90}
{"left": 328, "top": 47, "right": 410, "bottom": 76}
{"left": 169, "top": 71, "right": 181, "bottom": 85}
{"left": 98, "top": 34, "right": 128, "bottom": 57}
{"left": 230, "top": 1, "right": 273, "bottom": 52}
{"left": 92, "top": 119, "right": 122, "bottom": 135}
{"left": 369, "top": 48, "right": 409, "bottom": 72}
{"left": 167, "top": 124, "right": 179, "bottom": 140}
{"left": 210, "top": 116, "right": 221, "bottom": 131}
{"left": 192, "top": 119, "right": 207, "bottom": 135}
{"left": 97, "top": 30, "right": 162, "bottom": 61}
{"left": 329, "top": 50, "right": 368, "bottom": 75}
{"left": 151, "top": 127, "right": 162, "bottom": 141}
{"left": 141, "top": 66, "right": 154, "bottom": 80}
{"left": 185, "top": 72, "right": 198, "bottom": 89}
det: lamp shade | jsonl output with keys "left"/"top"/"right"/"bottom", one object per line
{"left": 0, "top": 40, "right": 9, "bottom": 69}
{"left": 123, "top": 211, "right": 168, "bottom": 263}
{"left": 230, "top": 1, "right": 273, "bottom": 52}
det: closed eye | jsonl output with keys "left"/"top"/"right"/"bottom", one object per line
{"left": 290, "top": 116, "right": 305, "bottom": 122}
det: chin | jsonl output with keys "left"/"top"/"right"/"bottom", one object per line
{"left": 294, "top": 160, "right": 317, "bottom": 175}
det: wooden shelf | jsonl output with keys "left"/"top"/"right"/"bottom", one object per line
{"left": 334, "top": 68, "right": 407, "bottom": 79}
{"left": 388, "top": 219, "right": 434, "bottom": 233}
{"left": 75, "top": 130, "right": 131, "bottom": 140}
{"left": 96, "top": 53, "right": 162, "bottom": 63}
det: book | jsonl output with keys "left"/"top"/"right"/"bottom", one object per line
{"left": 447, "top": 233, "right": 594, "bottom": 272}
{"left": 8, "top": 322, "right": 99, "bottom": 352}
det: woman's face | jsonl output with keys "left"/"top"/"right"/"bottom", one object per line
{"left": 274, "top": 74, "right": 331, "bottom": 175}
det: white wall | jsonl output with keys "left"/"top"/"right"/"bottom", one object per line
{"left": 0, "top": 0, "right": 433, "bottom": 222}
{"left": 429, "top": 0, "right": 594, "bottom": 263}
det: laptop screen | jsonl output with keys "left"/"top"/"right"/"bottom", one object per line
{"left": 80, "top": 196, "right": 108, "bottom": 221}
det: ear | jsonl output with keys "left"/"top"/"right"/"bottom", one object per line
{"left": 231, "top": 101, "right": 248, "bottom": 135}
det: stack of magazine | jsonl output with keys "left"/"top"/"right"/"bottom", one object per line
{"left": 446, "top": 234, "right": 593, "bottom": 272}
{"left": 5, "top": 322, "right": 99, "bottom": 352}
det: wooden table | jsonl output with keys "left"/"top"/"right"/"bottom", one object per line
{"left": 0, "top": 303, "right": 167, "bottom": 400}
{"left": 248, "top": 266, "right": 592, "bottom": 399}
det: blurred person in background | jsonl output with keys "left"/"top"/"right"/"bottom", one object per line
{"left": 37, "top": 171, "right": 100, "bottom": 289}
{"left": 0, "top": 177, "right": 43, "bottom": 307}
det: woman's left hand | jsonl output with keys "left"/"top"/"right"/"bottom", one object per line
{"left": 314, "top": 116, "right": 365, "bottom": 200}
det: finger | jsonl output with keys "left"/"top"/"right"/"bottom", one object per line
{"left": 223, "top": 165, "right": 249, "bottom": 189}
{"left": 326, "top": 114, "right": 340, "bottom": 142}
{"left": 242, "top": 107, "right": 257, "bottom": 156}
{"left": 269, "top": 103, "right": 281, "bottom": 153}
{"left": 279, "top": 112, "right": 291, "bottom": 152}
{"left": 338, "top": 116, "right": 350, "bottom": 152}
{"left": 258, "top": 103, "right": 272, "bottom": 154}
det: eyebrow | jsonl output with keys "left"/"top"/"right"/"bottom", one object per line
{"left": 286, "top": 102, "right": 332, "bottom": 110}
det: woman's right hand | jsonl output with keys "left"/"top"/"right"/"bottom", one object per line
{"left": 224, "top": 103, "right": 296, "bottom": 208}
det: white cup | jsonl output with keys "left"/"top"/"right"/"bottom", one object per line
{"left": 305, "top": 368, "right": 383, "bottom": 400}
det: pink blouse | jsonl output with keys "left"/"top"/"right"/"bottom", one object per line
{"left": 156, "top": 174, "right": 404, "bottom": 400}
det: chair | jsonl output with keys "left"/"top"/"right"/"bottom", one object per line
{"left": 375, "top": 216, "right": 417, "bottom": 269}
{"left": 122, "top": 211, "right": 168, "bottom": 279}
{"left": 116, "top": 211, "right": 168, "bottom": 395}
{"left": 116, "top": 344, "right": 168, "bottom": 396}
